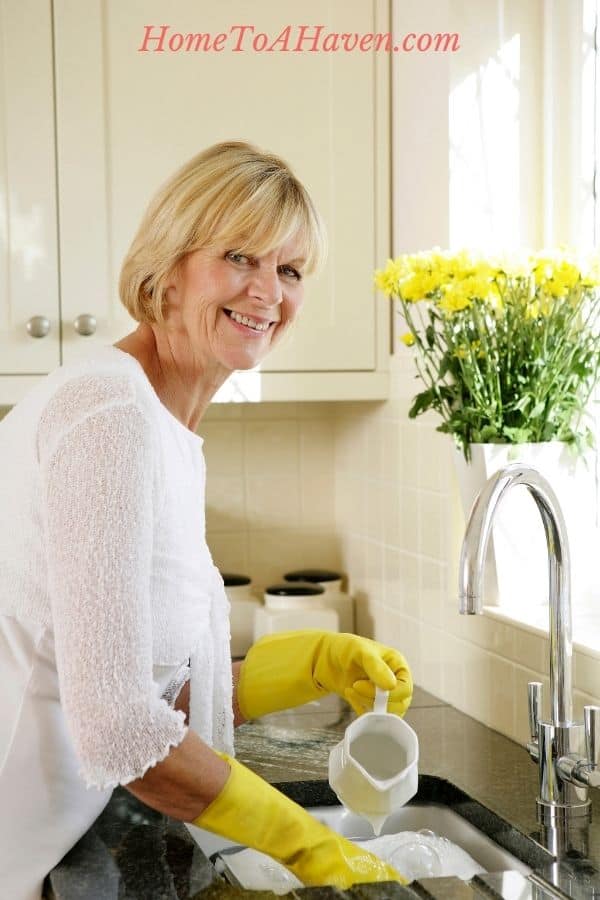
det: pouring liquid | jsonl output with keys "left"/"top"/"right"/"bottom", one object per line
{"left": 345, "top": 732, "right": 409, "bottom": 835}
{"left": 329, "top": 688, "right": 418, "bottom": 836}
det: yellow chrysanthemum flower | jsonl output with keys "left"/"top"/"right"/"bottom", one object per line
{"left": 437, "top": 283, "right": 473, "bottom": 315}
{"left": 400, "top": 332, "right": 415, "bottom": 346}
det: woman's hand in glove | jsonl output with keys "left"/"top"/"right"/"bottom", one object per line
{"left": 237, "top": 630, "right": 413, "bottom": 720}
{"left": 194, "top": 753, "right": 406, "bottom": 888}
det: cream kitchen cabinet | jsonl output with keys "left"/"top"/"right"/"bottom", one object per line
{"left": 0, "top": 0, "right": 391, "bottom": 404}
{"left": 0, "top": 0, "right": 60, "bottom": 395}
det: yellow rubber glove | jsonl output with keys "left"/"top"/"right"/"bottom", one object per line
{"left": 237, "top": 630, "right": 412, "bottom": 720}
{"left": 194, "top": 753, "right": 406, "bottom": 888}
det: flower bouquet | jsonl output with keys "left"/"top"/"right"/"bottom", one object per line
{"left": 375, "top": 249, "right": 600, "bottom": 461}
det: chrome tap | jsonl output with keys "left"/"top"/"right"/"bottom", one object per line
{"left": 458, "top": 462, "right": 600, "bottom": 824}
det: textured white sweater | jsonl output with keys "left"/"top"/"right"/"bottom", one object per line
{"left": 0, "top": 345, "right": 234, "bottom": 895}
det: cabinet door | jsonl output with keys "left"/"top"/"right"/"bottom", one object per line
{"left": 54, "top": 0, "right": 389, "bottom": 381}
{"left": 0, "top": 0, "right": 60, "bottom": 375}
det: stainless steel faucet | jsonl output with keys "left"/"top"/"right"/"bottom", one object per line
{"left": 458, "top": 462, "right": 600, "bottom": 825}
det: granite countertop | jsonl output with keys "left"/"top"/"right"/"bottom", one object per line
{"left": 45, "top": 687, "right": 600, "bottom": 899}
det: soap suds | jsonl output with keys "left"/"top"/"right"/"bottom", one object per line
{"left": 217, "top": 828, "right": 485, "bottom": 892}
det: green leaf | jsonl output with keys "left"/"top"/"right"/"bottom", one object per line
{"left": 439, "top": 353, "right": 452, "bottom": 379}
{"left": 502, "top": 426, "right": 532, "bottom": 443}
{"left": 478, "top": 425, "right": 501, "bottom": 442}
{"left": 529, "top": 401, "right": 546, "bottom": 418}
{"left": 408, "top": 389, "right": 434, "bottom": 418}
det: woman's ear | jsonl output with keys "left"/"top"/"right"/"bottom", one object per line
{"left": 161, "top": 256, "right": 186, "bottom": 315}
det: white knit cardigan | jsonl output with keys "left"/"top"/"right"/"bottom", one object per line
{"left": 0, "top": 345, "right": 234, "bottom": 790}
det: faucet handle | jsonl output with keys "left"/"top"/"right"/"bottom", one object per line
{"left": 584, "top": 706, "right": 600, "bottom": 766}
{"left": 528, "top": 681, "right": 543, "bottom": 743}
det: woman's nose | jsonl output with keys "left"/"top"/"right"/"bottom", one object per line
{"left": 247, "top": 267, "right": 283, "bottom": 306}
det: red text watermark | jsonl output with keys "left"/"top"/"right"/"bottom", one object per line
{"left": 138, "top": 24, "right": 461, "bottom": 54}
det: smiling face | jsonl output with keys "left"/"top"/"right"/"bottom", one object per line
{"left": 163, "top": 236, "right": 306, "bottom": 372}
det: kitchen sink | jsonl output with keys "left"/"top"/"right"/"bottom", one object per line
{"left": 186, "top": 790, "right": 538, "bottom": 885}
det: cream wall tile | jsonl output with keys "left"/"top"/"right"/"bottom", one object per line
{"left": 200, "top": 422, "right": 244, "bottom": 476}
{"left": 417, "top": 426, "right": 447, "bottom": 492}
{"left": 441, "top": 634, "right": 467, "bottom": 710}
{"left": 299, "top": 474, "right": 335, "bottom": 530}
{"left": 399, "top": 552, "right": 420, "bottom": 617}
{"left": 205, "top": 475, "right": 246, "bottom": 532}
{"left": 299, "top": 419, "right": 334, "bottom": 476}
{"left": 418, "top": 491, "right": 444, "bottom": 560}
{"left": 365, "top": 540, "right": 385, "bottom": 606}
{"left": 399, "top": 488, "right": 419, "bottom": 555}
{"left": 419, "top": 623, "right": 443, "bottom": 699}
{"left": 341, "top": 533, "right": 367, "bottom": 593}
{"left": 334, "top": 473, "right": 354, "bottom": 531}
{"left": 462, "top": 642, "right": 492, "bottom": 727}
{"left": 207, "top": 531, "right": 250, "bottom": 581}
{"left": 573, "top": 688, "right": 600, "bottom": 721}
{"left": 246, "top": 529, "right": 340, "bottom": 594}
{"left": 366, "top": 414, "right": 384, "bottom": 479}
{"left": 399, "top": 424, "right": 419, "bottom": 488}
{"left": 376, "top": 608, "right": 423, "bottom": 685}
{"left": 242, "top": 402, "right": 299, "bottom": 420}
{"left": 292, "top": 532, "right": 342, "bottom": 573}
{"left": 346, "top": 478, "right": 368, "bottom": 538}
{"left": 203, "top": 404, "right": 243, "bottom": 420}
{"left": 382, "top": 419, "right": 401, "bottom": 483}
{"left": 334, "top": 416, "right": 368, "bottom": 474}
{"left": 468, "top": 615, "right": 516, "bottom": 660}
{"left": 383, "top": 484, "right": 402, "bottom": 547}
{"left": 246, "top": 475, "right": 301, "bottom": 529}
{"left": 574, "top": 649, "right": 600, "bottom": 702}
{"left": 419, "top": 560, "right": 444, "bottom": 626}
{"left": 245, "top": 420, "right": 299, "bottom": 476}
{"left": 489, "top": 654, "right": 517, "bottom": 738}
{"left": 354, "top": 590, "right": 377, "bottom": 639}
{"left": 380, "top": 397, "right": 403, "bottom": 422}
{"left": 513, "top": 629, "right": 548, "bottom": 675}
{"left": 441, "top": 493, "right": 462, "bottom": 565}
{"left": 447, "top": 605, "right": 487, "bottom": 644}
{"left": 383, "top": 546, "right": 402, "bottom": 610}
{"left": 366, "top": 480, "right": 385, "bottom": 543}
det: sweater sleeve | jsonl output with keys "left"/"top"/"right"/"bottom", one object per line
{"left": 37, "top": 382, "right": 187, "bottom": 790}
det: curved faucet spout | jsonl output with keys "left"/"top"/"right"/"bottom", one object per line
{"left": 458, "top": 463, "right": 572, "bottom": 725}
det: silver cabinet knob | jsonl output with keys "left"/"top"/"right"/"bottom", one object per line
{"left": 26, "top": 315, "right": 51, "bottom": 338}
{"left": 74, "top": 313, "right": 97, "bottom": 336}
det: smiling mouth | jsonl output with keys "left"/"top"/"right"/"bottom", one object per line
{"left": 223, "top": 308, "right": 277, "bottom": 332}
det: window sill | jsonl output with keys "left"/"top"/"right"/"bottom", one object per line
{"left": 483, "top": 603, "right": 600, "bottom": 661}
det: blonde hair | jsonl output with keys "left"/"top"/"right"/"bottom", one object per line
{"left": 118, "top": 141, "right": 327, "bottom": 325}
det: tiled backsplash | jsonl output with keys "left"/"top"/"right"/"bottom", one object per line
{"left": 332, "top": 350, "right": 600, "bottom": 747}
{"left": 200, "top": 402, "right": 342, "bottom": 594}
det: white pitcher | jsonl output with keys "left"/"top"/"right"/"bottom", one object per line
{"left": 328, "top": 688, "right": 419, "bottom": 835}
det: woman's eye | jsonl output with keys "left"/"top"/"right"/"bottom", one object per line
{"left": 226, "top": 251, "right": 251, "bottom": 265}
{"left": 280, "top": 265, "right": 302, "bottom": 281}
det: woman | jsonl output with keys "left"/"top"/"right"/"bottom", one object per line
{"left": 0, "top": 141, "right": 413, "bottom": 898}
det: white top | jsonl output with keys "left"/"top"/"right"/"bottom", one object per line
{"left": 0, "top": 345, "right": 234, "bottom": 900}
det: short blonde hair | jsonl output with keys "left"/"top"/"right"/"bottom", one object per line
{"left": 119, "top": 141, "right": 327, "bottom": 325}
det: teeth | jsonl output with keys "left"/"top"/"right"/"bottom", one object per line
{"left": 228, "top": 309, "right": 270, "bottom": 331}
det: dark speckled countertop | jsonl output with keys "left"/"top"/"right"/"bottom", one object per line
{"left": 44, "top": 688, "right": 600, "bottom": 899}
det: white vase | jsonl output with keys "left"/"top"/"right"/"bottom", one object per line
{"left": 453, "top": 441, "right": 598, "bottom": 609}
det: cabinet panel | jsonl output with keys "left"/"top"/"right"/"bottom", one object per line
{"left": 0, "top": 0, "right": 60, "bottom": 373}
{"left": 54, "top": 0, "right": 388, "bottom": 373}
